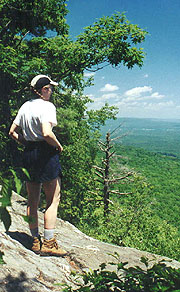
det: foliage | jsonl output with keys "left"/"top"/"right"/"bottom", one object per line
{"left": 0, "top": 168, "right": 27, "bottom": 232}
{"left": 0, "top": 0, "right": 69, "bottom": 172}
{"left": 114, "top": 144, "right": 180, "bottom": 233}
{"left": 0, "top": 2, "right": 147, "bottom": 242}
{"left": 87, "top": 103, "right": 118, "bottom": 131}
{"left": 0, "top": 0, "right": 68, "bottom": 38}
{"left": 77, "top": 12, "right": 147, "bottom": 70}
{"left": 0, "top": 0, "right": 147, "bottom": 172}
{"left": 0, "top": 173, "right": 13, "bottom": 265}
{"left": 0, "top": 251, "right": 5, "bottom": 265}
{"left": 0, "top": 1, "right": 148, "bottom": 230}
{"left": 62, "top": 256, "right": 180, "bottom": 292}
{"left": 0, "top": 167, "right": 29, "bottom": 264}
{"left": 0, "top": 177, "right": 12, "bottom": 232}
{"left": 78, "top": 175, "right": 180, "bottom": 261}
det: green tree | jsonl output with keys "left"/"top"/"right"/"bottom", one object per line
{"left": 0, "top": 0, "right": 68, "bottom": 170}
{"left": 0, "top": 0, "right": 147, "bottom": 224}
{"left": 78, "top": 175, "right": 180, "bottom": 261}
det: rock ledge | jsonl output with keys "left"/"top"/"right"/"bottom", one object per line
{"left": 0, "top": 192, "right": 180, "bottom": 292}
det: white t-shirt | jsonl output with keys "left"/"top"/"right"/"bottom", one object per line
{"left": 13, "top": 98, "right": 57, "bottom": 141}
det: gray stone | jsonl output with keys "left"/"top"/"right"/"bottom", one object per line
{"left": 0, "top": 192, "right": 180, "bottom": 291}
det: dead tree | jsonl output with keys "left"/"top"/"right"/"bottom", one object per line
{"left": 93, "top": 129, "right": 132, "bottom": 218}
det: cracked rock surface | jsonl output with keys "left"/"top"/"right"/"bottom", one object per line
{"left": 1, "top": 192, "right": 180, "bottom": 292}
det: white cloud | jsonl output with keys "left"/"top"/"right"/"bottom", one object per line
{"left": 86, "top": 83, "right": 180, "bottom": 119}
{"left": 144, "top": 74, "right": 149, "bottom": 78}
{"left": 145, "top": 101, "right": 174, "bottom": 109}
{"left": 125, "top": 86, "right": 152, "bottom": 98}
{"left": 100, "top": 83, "right": 119, "bottom": 92}
{"left": 89, "top": 93, "right": 118, "bottom": 103}
{"left": 114, "top": 99, "right": 178, "bottom": 119}
{"left": 101, "top": 93, "right": 118, "bottom": 100}
{"left": 123, "top": 86, "right": 165, "bottom": 102}
{"left": 84, "top": 72, "right": 96, "bottom": 77}
{"left": 150, "top": 92, "right": 164, "bottom": 99}
{"left": 87, "top": 100, "right": 105, "bottom": 110}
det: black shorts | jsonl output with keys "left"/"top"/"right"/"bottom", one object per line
{"left": 23, "top": 141, "right": 62, "bottom": 183}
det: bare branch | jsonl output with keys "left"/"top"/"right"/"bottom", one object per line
{"left": 93, "top": 165, "right": 105, "bottom": 172}
{"left": 98, "top": 140, "right": 106, "bottom": 147}
{"left": 109, "top": 172, "right": 132, "bottom": 183}
{"left": 94, "top": 129, "right": 133, "bottom": 218}
{"left": 109, "top": 151, "right": 115, "bottom": 158}
{"left": 7, "top": 4, "right": 33, "bottom": 12}
{"left": 1, "top": 20, "right": 12, "bottom": 30}
{"left": 102, "top": 159, "right": 109, "bottom": 166}
{"left": 88, "top": 190, "right": 97, "bottom": 195}
{"left": 95, "top": 169, "right": 104, "bottom": 176}
{"left": 99, "top": 142, "right": 113, "bottom": 150}
{"left": 110, "top": 123, "right": 124, "bottom": 136}
{"left": 96, "top": 179, "right": 104, "bottom": 184}
{"left": 99, "top": 146, "right": 106, "bottom": 152}
{"left": 93, "top": 166, "right": 105, "bottom": 176}
{"left": 107, "top": 145, "right": 114, "bottom": 150}
{"left": 107, "top": 199, "right": 114, "bottom": 205}
{"left": 0, "top": 20, "right": 12, "bottom": 38}
{"left": 111, "top": 132, "right": 129, "bottom": 141}
{"left": 15, "top": 31, "right": 30, "bottom": 48}
{"left": 95, "top": 172, "right": 104, "bottom": 179}
{"left": 86, "top": 63, "right": 110, "bottom": 72}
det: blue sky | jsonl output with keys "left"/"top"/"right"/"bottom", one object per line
{"left": 66, "top": 0, "right": 180, "bottom": 119}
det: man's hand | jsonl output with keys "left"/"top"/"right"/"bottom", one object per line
{"left": 42, "top": 122, "right": 63, "bottom": 151}
{"left": 57, "top": 144, "right": 63, "bottom": 153}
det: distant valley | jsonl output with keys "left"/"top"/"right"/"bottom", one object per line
{"left": 101, "top": 117, "right": 180, "bottom": 157}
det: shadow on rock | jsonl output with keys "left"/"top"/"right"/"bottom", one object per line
{"left": 6, "top": 231, "right": 32, "bottom": 251}
{"left": 0, "top": 272, "right": 33, "bottom": 292}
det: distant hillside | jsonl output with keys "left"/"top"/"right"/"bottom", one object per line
{"left": 113, "top": 144, "right": 180, "bottom": 232}
{"left": 101, "top": 118, "right": 180, "bottom": 233}
{"left": 101, "top": 117, "right": 180, "bottom": 157}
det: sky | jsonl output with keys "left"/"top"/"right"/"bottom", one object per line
{"left": 66, "top": 0, "right": 180, "bottom": 120}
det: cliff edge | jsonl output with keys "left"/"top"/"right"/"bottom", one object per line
{"left": 1, "top": 191, "right": 180, "bottom": 292}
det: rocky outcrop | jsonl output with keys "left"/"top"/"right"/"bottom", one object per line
{"left": 1, "top": 192, "right": 180, "bottom": 292}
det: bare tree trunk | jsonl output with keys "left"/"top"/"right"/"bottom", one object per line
{"left": 93, "top": 128, "right": 132, "bottom": 219}
{"left": 103, "top": 132, "right": 110, "bottom": 217}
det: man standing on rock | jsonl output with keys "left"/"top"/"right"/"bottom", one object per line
{"left": 9, "top": 74, "right": 67, "bottom": 257}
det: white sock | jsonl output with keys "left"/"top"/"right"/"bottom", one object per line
{"left": 30, "top": 227, "right": 39, "bottom": 238}
{"left": 44, "top": 229, "right": 54, "bottom": 240}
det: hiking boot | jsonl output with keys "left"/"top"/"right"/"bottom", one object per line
{"left": 40, "top": 237, "right": 67, "bottom": 257}
{"left": 31, "top": 236, "right": 41, "bottom": 254}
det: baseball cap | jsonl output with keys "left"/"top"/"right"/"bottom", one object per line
{"left": 30, "top": 74, "right": 58, "bottom": 90}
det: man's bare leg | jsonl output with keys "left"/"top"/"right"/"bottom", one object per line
{"left": 43, "top": 177, "right": 61, "bottom": 230}
{"left": 26, "top": 181, "right": 41, "bottom": 231}
{"left": 41, "top": 177, "right": 67, "bottom": 256}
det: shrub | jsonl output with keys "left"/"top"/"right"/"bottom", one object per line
{"left": 62, "top": 256, "right": 180, "bottom": 292}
